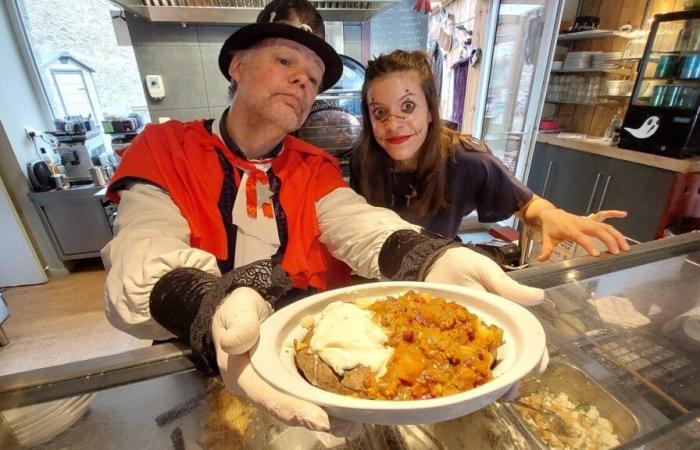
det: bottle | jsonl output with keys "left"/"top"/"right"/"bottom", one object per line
{"left": 603, "top": 109, "right": 623, "bottom": 145}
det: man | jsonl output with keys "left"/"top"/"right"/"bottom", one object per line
{"left": 102, "top": 0, "right": 543, "bottom": 432}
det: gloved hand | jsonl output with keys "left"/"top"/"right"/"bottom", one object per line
{"left": 212, "top": 286, "right": 330, "bottom": 431}
{"left": 424, "top": 247, "right": 544, "bottom": 306}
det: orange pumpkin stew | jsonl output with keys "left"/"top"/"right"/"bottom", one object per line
{"left": 362, "top": 291, "right": 503, "bottom": 400}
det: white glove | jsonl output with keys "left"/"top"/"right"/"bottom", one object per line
{"left": 425, "top": 247, "right": 544, "bottom": 306}
{"left": 212, "top": 287, "right": 330, "bottom": 431}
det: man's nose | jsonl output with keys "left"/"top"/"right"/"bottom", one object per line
{"left": 289, "top": 70, "right": 311, "bottom": 90}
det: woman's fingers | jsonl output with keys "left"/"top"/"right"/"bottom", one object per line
{"left": 580, "top": 220, "right": 630, "bottom": 254}
{"left": 539, "top": 210, "right": 630, "bottom": 259}
{"left": 537, "top": 233, "right": 555, "bottom": 262}
{"left": 568, "top": 230, "right": 600, "bottom": 257}
{"left": 589, "top": 209, "right": 627, "bottom": 222}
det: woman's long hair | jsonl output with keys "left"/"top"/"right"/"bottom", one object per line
{"left": 355, "top": 50, "right": 487, "bottom": 217}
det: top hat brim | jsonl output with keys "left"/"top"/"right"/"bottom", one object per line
{"left": 218, "top": 23, "right": 342, "bottom": 92}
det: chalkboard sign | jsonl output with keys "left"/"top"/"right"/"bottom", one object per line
{"left": 370, "top": 0, "right": 429, "bottom": 57}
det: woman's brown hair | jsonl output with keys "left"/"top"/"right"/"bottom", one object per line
{"left": 355, "top": 50, "right": 487, "bottom": 217}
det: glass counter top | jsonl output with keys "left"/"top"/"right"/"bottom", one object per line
{"left": 1, "top": 232, "right": 700, "bottom": 449}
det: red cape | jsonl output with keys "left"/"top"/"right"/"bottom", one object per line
{"left": 107, "top": 120, "right": 351, "bottom": 290}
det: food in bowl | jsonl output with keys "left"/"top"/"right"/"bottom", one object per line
{"left": 293, "top": 290, "right": 503, "bottom": 400}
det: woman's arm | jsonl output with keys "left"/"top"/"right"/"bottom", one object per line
{"left": 516, "top": 195, "right": 629, "bottom": 261}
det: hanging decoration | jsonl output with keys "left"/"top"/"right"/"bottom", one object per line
{"left": 413, "top": 0, "right": 431, "bottom": 15}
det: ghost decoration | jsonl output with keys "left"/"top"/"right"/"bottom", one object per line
{"left": 624, "top": 116, "right": 660, "bottom": 139}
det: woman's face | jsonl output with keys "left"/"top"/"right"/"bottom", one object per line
{"left": 366, "top": 71, "right": 432, "bottom": 166}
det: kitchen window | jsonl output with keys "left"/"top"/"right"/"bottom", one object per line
{"left": 50, "top": 69, "right": 99, "bottom": 120}
{"left": 12, "top": 0, "right": 149, "bottom": 125}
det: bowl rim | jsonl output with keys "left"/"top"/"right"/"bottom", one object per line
{"left": 250, "top": 281, "right": 546, "bottom": 412}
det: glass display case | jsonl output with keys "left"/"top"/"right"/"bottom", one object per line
{"left": 619, "top": 9, "right": 700, "bottom": 158}
{"left": 1, "top": 232, "right": 700, "bottom": 449}
{"left": 296, "top": 54, "right": 365, "bottom": 179}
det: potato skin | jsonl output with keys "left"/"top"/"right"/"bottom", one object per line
{"left": 294, "top": 330, "right": 369, "bottom": 395}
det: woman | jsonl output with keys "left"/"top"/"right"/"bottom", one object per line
{"left": 351, "top": 50, "right": 628, "bottom": 261}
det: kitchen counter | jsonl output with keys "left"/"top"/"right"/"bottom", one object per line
{"left": 28, "top": 184, "right": 113, "bottom": 261}
{"left": 536, "top": 133, "right": 700, "bottom": 173}
{"left": 1, "top": 232, "right": 699, "bottom": 449}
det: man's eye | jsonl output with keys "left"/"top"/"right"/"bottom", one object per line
{"left": 401, "top": 101, "right": 416, "bottom": 113}
{"left": 278, "top": 58, "right": 290, "bottom": 65}
{"left": 309, "top": 76, "right": 319, "bottom": 87}
{"left": 372, "top": 108, "right": 386, "bottom": 120}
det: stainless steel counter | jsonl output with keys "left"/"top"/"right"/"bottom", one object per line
{"left": 2, "top": 232, "right": 699, "bottom": 449}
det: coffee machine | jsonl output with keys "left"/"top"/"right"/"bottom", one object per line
{"left": 54, "top": 130, "right": 107, "bottom": 185}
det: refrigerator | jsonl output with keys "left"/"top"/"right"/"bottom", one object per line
{"left": 619, "top": 9, "right": 700, "bottom": 159}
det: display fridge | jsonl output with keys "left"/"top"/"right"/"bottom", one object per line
{"left": 619, "top": 9, "right": 700, "bottom": 158}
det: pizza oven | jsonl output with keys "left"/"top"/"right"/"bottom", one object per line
{"left": 296, "top": 55, "right": 365, "bottom": 179}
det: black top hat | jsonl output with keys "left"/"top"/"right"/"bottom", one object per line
{"left": 218, "top": 0, "right": 342, "bottom": 92}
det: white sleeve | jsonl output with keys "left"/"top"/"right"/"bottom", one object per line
{"left": 101, "top": 182, "right": 221, "bottom": 340}
{"left": 315, "top": 187, "right": 421, "bottom": 278}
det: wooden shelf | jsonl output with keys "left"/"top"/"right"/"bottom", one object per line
{"left": 598, "top": 94, "right": 632, "bottom": 100}
{"left": 545, "top": 98, "right": 620, "bottom": 107}
{"left": 552, "top": 68, "right": 631, "bottom": 76}
{"left": 557, "top": 30, "right": 642, "bottom": 42}
{"left": 607, "top": 57, "right": 641, "bottom": 63}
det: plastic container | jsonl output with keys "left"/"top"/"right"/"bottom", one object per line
{"left": 680, "top": 54, "right": 700, "bottom": 79}
{"left": 655, "top": 54, "right": 680, "bottom": 78}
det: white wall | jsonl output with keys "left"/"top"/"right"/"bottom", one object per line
{"left": 0, "top": 174, "right": 46, "bottom": 286}
{"left": 0, "top": 0, "right": 66, "bottom": 280}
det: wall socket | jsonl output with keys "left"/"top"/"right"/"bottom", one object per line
{"left": 25, "top": 127, "right": 37, "bottom": 140}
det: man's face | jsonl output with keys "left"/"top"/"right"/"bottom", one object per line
{"left": 229, "top": 38, "right": 325, "bottom": 133}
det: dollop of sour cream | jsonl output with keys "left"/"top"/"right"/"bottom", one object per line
{"left": 309, "top": 301, "right": 394, "bottom": 376}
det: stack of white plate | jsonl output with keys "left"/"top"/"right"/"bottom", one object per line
{"left": 1, "top": 393, "right": 95, "bottom": 448}
{"left": 562, "top": 51, "right": 601, "bottom": 70}
{"left": 592, "top": 52, "right": 622, "bottom": 70}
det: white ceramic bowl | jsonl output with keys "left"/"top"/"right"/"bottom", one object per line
{"left": 250, "top": 282, "right": 546, "bottom": 425}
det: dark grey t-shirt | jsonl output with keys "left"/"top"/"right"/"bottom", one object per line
{"left": 350, "top": 147, "right": 533, "bottom": 238}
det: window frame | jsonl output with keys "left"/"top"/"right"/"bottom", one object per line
{"left": 6, "top": 0, "right": 58, "bottom": 124}
{"left": 50, "top": 68, "right": 99, "bottom": 120}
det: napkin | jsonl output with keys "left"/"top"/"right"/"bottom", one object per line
{"left": 588, "top": 296, "right": 650, "bottom": 328}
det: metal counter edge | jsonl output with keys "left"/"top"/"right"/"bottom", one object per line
{"left": 0, "top": 341, "right": 194, "bottom": 410}
{"left": 510, "top": 231, "right": 700, "bottom": 289}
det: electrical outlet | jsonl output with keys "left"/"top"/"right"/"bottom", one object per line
{"left": 25, "top": 127, "right": 37, "bottom": 140}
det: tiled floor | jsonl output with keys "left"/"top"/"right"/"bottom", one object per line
{"left": 0, "top": 259, "right": 149, "bottom": 377}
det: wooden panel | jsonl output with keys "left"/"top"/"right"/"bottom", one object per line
{"left": 614, "top": 0, "right": 647, "bottom": 52}
{"left": 620, "top": 0, "right": 647, "bottom": 29}
{"left": 674, "top": 0, "right": 688, "bottom": 11}
{"left": 591, "top": 0, "right": 624, "bottom": 52}
{"left": 588, "top": 105, "right": 616, "bottom": 136}
{"left": 555, "top": 104, "right": 577, "bottom": 131}
{"left": 461, "top": 0, "right": 487, "bottom": 135}
{"left": 575, "top": 104, "right": 595, "bottom": 134}
{"left": 579, "top": 0, "right": 603, "bottom": 16}
{"left": 647, "top": 0, "right": 678, "bottom": 18}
